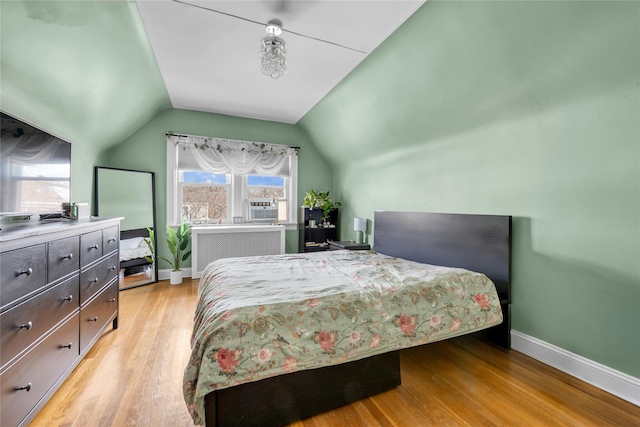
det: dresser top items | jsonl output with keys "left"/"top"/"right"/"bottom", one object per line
{"left": 0, "top": 217, "right": 122, "bottom": 251}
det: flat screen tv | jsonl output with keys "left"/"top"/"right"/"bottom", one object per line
{"left": 0, "top": 112, "right": 71, "bottom": 217}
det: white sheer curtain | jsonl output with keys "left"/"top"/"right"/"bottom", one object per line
{"left": 167, "top": 134, "right": 297, "bottom": 176}
{"left": 0, "top": 133, "right": 61, "bottom": 164}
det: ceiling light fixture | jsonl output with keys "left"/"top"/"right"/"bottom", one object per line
{"left": 260, "top": 20, "right": 287, "bottom": 79}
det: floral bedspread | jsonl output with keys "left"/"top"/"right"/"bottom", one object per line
{"left": 183, "top": 250, "right": 503, "bottom": 425}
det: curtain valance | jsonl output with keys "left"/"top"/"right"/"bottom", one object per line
{"left": 167, "top": 133, "right": 298, "bottom": 176}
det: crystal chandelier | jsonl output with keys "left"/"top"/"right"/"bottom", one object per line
{"left": 260, "top": 20, "right": 287, "bottom": 79}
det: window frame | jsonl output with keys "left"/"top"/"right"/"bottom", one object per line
{"left": 166, "top": 139, "right": 298, "bottom": 230}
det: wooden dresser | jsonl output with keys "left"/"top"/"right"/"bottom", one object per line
{"left": 0, "top": 217, "right": 121, "bottom": 427}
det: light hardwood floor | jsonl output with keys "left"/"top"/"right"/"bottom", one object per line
{"left": 30, "top": 279, "right": 640, "bottom": 427}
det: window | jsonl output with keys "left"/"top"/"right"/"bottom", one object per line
{"left": 180, "top": 171, "right": 229, "bottom": 222}
{"left": 246, "top": 175, "right": 285, "bottom": 199}
{"left": 167, "top": 135, "right": 298, "bottom": 228}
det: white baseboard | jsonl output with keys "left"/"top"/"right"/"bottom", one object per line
{"left": 158, "top": 268, "right": 192, "bottom": 281}
{"left": 511, "top": 330, "right": 639, "bottom": 406}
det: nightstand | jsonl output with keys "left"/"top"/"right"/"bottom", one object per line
{"left": 329, "top": 240, "right": 371, "bottom": 251}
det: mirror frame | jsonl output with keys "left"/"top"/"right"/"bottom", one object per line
{"left": 94, "top": 166, "right": 158, "bottom": 290}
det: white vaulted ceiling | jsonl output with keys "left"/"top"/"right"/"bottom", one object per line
{"left": 136, "top": 0, "right": 425, "bottom": 124}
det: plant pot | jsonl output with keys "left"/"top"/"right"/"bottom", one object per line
{"left": 170, "top": 270, "right": 183, "bottom": 285}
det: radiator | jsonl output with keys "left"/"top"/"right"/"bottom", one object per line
{"left": 191, "top": 225, "right": 285, "bottom": 278}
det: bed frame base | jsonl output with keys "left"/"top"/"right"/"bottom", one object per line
{"left": 205, "top": 351, "right": 400, "bottom": 427}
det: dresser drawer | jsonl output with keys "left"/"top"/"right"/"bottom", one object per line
{"left": 48, "top": 236, "right": 80, "bottom": 283}
{"left": 1, "top": 275, "right": 79, "bottom": 369}
{"left": 0, "top": 244, "right": 47, "bottom": 312}
{"left": 79, "top": 253, "right": 118, "bottom": 305}
{"left": 102, "top": 226, "right": 119, "bottom": 255}
{"left": 0, "top": 313, "right": 79, "bottom": 427}
{"left": 80, "top": 279, "right": 118, "bottom": 353}
{"left": 80, "top": 230, "right": 103, "bottom": 267}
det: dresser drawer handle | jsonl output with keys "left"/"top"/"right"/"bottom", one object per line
{"left": 61, "top": 253, "right": 74, "bottom": 260}
{"left": 89, "top": 317, "right": 98, "bottom": 322}
{"left": 19, "top": 321, "right": 33, "bottom": 330}
{"left": 89, "top": 244, "right": 100, "bottom": 250}
{"left": 108, "top": 298, "right": 116, "bottom": 303}
{"left": 15, "top": 383, "right": 32, "bottom": 392}
{"left": 89, "top": 277, "right": 99, "bottom": 284}
{"left": 108, "top": 265, "right": 117, "bottom": 271}
{"left": 108, "top": 237, "right": 117, "bottom": 243}
{"left": 63, "top": 295, "right": 73, "bottom": 302}
{"left": 60, "top": 342, "right": 73, "bottom": 349}
{"left": 18, "top": 268, "right": 33, "bottom": 276}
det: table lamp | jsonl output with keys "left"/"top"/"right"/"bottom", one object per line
{"left": 354, "top": 217, "right": 366, "bottom": 244}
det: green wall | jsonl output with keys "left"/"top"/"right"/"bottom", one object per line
{"left": 299, "top": 2, "right": 640, "bottom": 377}
{"left": 104, "top": 108, "right": 333, "bottom": 264}
{"left": 0, "top": 0, "right": 170, "bottom": 203}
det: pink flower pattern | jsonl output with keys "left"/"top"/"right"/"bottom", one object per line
{"left": 369, "top": 334, "right": 381, "bottom": 348}
{"left": 430, "top": 315, "right": 442, "bottom": 327}
{"left": 396, "top": 314, "right": 418, "bottom": 337}
{"left": 215, "top": 348, "right": 240, "bottom": 375}
{"left": 257, "top": 348, "right": 272, "bottom": 364}
{"left": 220, "top": 310, "right": 237, "bottom": 322}
{"left": 282, "top": 356, "right": 298, "bottom": 373}
{"left": 473, "top": 293, "right": 491, "bottom": 311}
{"left": 316, "top": 331, "right": 337, "bottom": 353}
{"left": 307, "top": 298, "right": 322, "bottom": 307}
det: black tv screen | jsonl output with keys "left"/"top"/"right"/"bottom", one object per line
{"left": 0, "top": 112, "right": 71, "bottom": 216}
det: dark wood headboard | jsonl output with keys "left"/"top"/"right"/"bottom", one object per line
{"left": 374, "top": 211, "right": 512, "bottom": 348}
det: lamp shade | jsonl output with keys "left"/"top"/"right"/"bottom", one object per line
{"left": 354, "top": 217, "right": 366, "bottom": 232}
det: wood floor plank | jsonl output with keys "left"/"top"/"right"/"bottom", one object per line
{"left": 404, "top": 344, "right": 579, "bottom": 427}
{"left": 447, "top": 338, "right": 640, "bottom": 426}
{"left": 370, "top": 388, "right": 448, "bottom": 427}
{"left": 398, "top": 355, "right": 497, "bottom": 427}
{"left": 358, "top": 396, "right": 396, "bottom": 427}
{"left": 348, "top": 400, "right": 385, "bottom": 427}
{"left": 28, "top": 278, "right": 640, "bottom": 427}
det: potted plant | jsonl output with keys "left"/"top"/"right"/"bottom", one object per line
{"left": 302, "top": 190, "right": 341, "bottom": 223}
{"left": 159, "top": 218, "right": 191, "bottom": 284}
{"left": 143, "top": 227, "right": 156, "bottom": 278}
{"left": 144, "top": 227, "right": 155, "bottom": 265}
{"left": 302, "top": 189, "right": 322, "bottom": 210}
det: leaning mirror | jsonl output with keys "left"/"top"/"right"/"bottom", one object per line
{"left": 95, "top": 167, "right": 157, "bottom": 290}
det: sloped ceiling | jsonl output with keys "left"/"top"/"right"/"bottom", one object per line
{"left": 0, "top": 1, "right": 170, "bottom": 151}
{"left": 0, "top": 0, "right": 424, "bottom": 151}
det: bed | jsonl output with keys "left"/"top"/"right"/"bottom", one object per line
{"left": 185, "top": 211, "right": 512, "bottom": 427}
{"left": 119, "top": 228, "right": 153, "bottom": 275}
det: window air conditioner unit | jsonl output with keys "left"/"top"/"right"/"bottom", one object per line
{"left": 246, "top": 199, "right": 278, "bottom": 223}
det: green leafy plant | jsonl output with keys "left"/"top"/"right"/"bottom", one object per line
{"left": 302, "top": 189, "right": 321, "bottom": 209}
{"left": 143, "top": 227, "right": 155, "bottom": 264}
{"left": 302, "top": 189, "right": 341, "bottom": 222}
{"left": 159, "top": 219, "right": 191, "bottom": 271}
